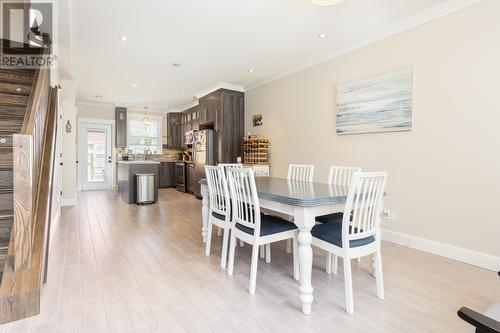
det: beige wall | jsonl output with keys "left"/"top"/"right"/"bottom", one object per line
{"left": 245, "top": 1, "right": 500, "bottom": 258}
{"left": 60, "top": 79, "right": 77, "bottom": 205}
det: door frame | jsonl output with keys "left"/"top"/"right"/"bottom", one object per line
{"left": 78, "top": 118, "right": 114, "bottom": 191}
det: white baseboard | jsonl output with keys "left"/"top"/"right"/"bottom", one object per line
{"left": 382, "top": 229, "right": 500, "bottom": 272}
{"left": 61, "top": 197, "right": 77, "bottom": 207}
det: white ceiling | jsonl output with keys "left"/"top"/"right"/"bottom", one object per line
{"left": 68, "top": 0, "right": 452, "bottom": 110}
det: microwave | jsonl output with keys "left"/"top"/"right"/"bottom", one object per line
{"left": 185, "top": 130, "right": 195, "bottom": 145}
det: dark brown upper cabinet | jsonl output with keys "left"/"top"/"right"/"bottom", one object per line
{"left": 166, "top": 112, "right": 183, "bottom": 149}
{"left": 115, "top": 107, "right": 127, "bottom": 148}
{"left": 198, "top": 89, "right": 244, "bottom": 163}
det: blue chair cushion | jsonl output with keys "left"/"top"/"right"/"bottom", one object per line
{"left": 212, "top": 211, "right": 226, "bottom": 221}
{"left": 312, "top": 223, "right": 375, "bottom": 248}
{"left": 235, "top": 214, "right": 297, "bottom": 236}
{"left": 316, "top": 212, "right": 343, "bottom": 224}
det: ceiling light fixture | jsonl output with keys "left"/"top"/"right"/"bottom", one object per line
{"left": 130, "top": 83, "right": 137, "bottom": 87}
{"left": 172, "top": 62, "right": 183, "bottom": 68}
{"left": 248, "top": 68, "right": 255, "bottom": 73}
{"left": 310, "top": 0, "right": 344, "bottom": 6}
{"left": 179, "top": 91, "right": 185, "bottom": 95}
{"left": 119, "top": 35, "right": 128, "bottom": 41}
{"left": 95, "top": 95, "right": 103, "bottom": 98}
{"left": 318, "top": 33, "right": 327, "bottom": 39}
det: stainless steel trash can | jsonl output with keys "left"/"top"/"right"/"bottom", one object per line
{"left": 136, "top": 173, "right": 155, "bottom": 204}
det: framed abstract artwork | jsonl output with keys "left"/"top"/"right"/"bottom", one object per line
{"left": 336, "top": 68, "right": 413, "bottom": 135}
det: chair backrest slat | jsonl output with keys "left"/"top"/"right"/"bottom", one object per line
{"left": 343, "top": 172, "right": 387, "bottom": 245}
{"left": 288, "top": 164, "right": 314, "bottom": 182}
{"left": 205, "top": 165, "right": 230, "bottom": 222}
{"left": 328, "top": 166, "right": 361, "bottom": 187}
{"left": 227, "top": 168, "right": 261, "bottom": 234}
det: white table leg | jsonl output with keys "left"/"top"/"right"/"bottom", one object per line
{"left": 294, "top": 207, "right": 315, "bottom": 315}
{"left": 200, "top": 183, "right": 209, "bottom": 243}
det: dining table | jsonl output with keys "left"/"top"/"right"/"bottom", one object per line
{"left": 199, "top": 176, "right": 350, "bottom": 315}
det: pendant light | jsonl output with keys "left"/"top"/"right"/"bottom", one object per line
{"left": 143, "top": 106, "right": 150, "bottom": 125}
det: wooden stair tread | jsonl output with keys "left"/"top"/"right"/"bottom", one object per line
{"left": 0, "top": 82, "right": 31, "bottom": 96}
{"left": 0, "top": 92, "right": 30, "bottom": 107}
{"left": 0, "top": 69, "right": 35, "bottom": 85}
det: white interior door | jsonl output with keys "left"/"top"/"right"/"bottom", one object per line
{"left": 79, "top": 123, "right": 113, "bottom": 191}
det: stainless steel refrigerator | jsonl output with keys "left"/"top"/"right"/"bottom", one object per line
{"left": 193, "top": 129, "right": 214, "bottom": 197}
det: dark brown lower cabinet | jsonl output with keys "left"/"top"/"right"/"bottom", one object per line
{"left": 186, "top": 163, "right": 195, "bottom": 194}
{"left": 159, "top": 162, "right": 175, "bottom": 188}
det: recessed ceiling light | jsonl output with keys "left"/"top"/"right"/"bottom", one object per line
{"left": 172, "top": 62, "right": 183, "bottom": 68}
{"left": 95, "top": 95, "right": 103, "bottom": 98}
{"left": 310, "top": 0, "right": 344, "bottom": 6}
{"left": 179, "top": 91, "right": 185, "bottom": 95}
{"left": 248, "top": 68, "right": 255, "bottom": 73}
{"left": 130, "top": 83, "right": 137, "bottom": 87}
{"left": 119, "top": 35, "right": 128, "bottom": 41}
{"left": 318, "top": 33, "right": 327, "bottom": 39}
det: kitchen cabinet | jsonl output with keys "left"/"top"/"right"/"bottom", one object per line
{"left": 115, "top": 107, "right": 127, "bottom": 148}
{"left": 197, "top": 89, "right": 244, "bottom": 163}
{"left": 166, "top": 113, "right": 183, "bottom": 149}
{"left": 186, "top": 163, "right": 195, "bottom": 194}
{"left": 159, "top": 162, "right": 175, "bottom": 188}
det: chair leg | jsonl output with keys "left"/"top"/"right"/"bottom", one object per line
{"left": 227, "top": 233, "right": 237, "bottom": 276}
{"left": 205, "top": 221, "right": 213, "bottom": 256}
{"left": 249, "top": 244, "right": 260, "bottom": 294}
{"left": 374, "top": 250, "right": 385, "bottom": 300}
{"left": 371, "top": 254, "right": 376, "bottom": 278}
{"left": 239, "top": 240, "right": 244, "bottom": 247}
{"left": 343, "top": 256, "right": 354, "bottom": 315}
{"left": 285, "top": 239, "right": 292, "bottom": 254}
{"left": 217, "top": 227, "right": 222, "bottom": 237}
{"left": 326, "top": 253, "right": 332, "bottom": 274}
{"left": 293, "top": 235, "right": 299, "bottom": 281}
{"left": 220, "top": 228, "right": 230, "bottom": 269}
{"left": 260, "top": 245, "right": 265, "bottom": 259}
{"left": 265, "top": 244, "right": 271, "bottom": 263}
{"left": 333, "top": 255, "right": 338, "bottom": 275}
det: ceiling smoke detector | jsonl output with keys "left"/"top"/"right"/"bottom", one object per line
{"left": 172, "top": 62, "right": 183, "bottom": 68}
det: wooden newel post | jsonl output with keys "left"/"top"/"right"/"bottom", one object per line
{"left": 12, "top": 134, "right": 34, "bottom": 271}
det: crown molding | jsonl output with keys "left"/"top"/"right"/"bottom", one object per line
{"left": 195, "top": 82, "right": 245, "bottom": 99}
{"left": 245, "top": 0, "right": 483, "bottom": 91}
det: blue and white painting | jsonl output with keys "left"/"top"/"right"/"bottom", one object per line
{"left": 336, "top": 68, "right": 412, "bottom": 135}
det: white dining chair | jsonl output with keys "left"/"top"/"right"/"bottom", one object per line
{"left": 216, "top": 163, "right": 244, "bottom": 243}
{"left": 318, "top": 166, "right": 361, "bottom": 274}
{"left": 284, "top": 164, "right": 315, "bottom": 253}
{"left": 204, "top": 165, "right": 233, "bottom": 268}
{"left": 287, "top": 164, "right": 315, "bottom": 182}
{"left": 311, "top": 171, "right": 387, "bottom": 315}
{"left": 226, "top": 168, "right": 299, "bottom": 294}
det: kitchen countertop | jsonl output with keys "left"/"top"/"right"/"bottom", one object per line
{"left": 117, "top": 160, "right": 161, "bottom": 165}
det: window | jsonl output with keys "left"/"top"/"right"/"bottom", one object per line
{"left": 127, "top": 114, "right": 162, "bottom": 154}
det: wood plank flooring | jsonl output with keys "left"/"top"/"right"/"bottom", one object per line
{"left": 0, "top": 189, "right": 498, "bottom": 332}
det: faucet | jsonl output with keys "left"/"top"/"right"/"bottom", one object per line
{"left": 145, "top": 149, "right": 152, "bottom": 160}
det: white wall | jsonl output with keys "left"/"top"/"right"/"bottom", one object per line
{"left": 60, "top": 78, "right": 77, "bottom": 206}
{"left": 244, "top": 0, "right": 500, "bottom": 267}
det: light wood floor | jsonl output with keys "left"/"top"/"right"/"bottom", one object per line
{"left": 0, "top": 189, "right": 498, "bottom": 332}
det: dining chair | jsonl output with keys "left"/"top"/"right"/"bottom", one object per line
{"left": 312, "top": 171, "right": 387, "bottom": 314}
{"left": 287, "top": 164, "right": 315, "bottom": 182}
{"left": 317, "top": 166, "right": 361, "bottom": 274}
{"left": 204, "top": 165, "right": 233, "bottom": 268}
{"left": 216, "top": 164, "right": 244, "bottom": 240}
{"left": 226, "top": 168, "right": 299, "bottom": 294}
{"left": 283, "top": 164, "right": 315, "bottom": 253}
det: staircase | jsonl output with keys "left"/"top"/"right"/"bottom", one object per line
{"left": 0, "top": 68, "right": 36, "bottom": 282}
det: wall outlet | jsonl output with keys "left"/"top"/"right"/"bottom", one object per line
{"left": 382, "top": 208, "right": 399, "bottom": 221}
